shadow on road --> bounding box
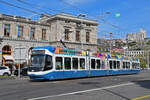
[132,79,150,89]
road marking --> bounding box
[132,94,150,100]
[27,82,134,100]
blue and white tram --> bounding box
[28,46,140,80]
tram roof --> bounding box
[32,46,140,62]
[33,46,56,53]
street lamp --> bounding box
[77,14,86,50]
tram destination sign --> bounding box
[32,50,45,54]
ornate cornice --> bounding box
[50,41,97,46]
[0,17,50,27]
[0,36,50,43]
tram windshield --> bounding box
[31,55,45,67]
[29,54,53,72]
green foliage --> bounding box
[111,52,121,55]
[146,40,150,45]
[140,58,146,68]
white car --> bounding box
[0,66,11,76]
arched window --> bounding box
[2,45,11,55]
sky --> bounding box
[0,0,150,39]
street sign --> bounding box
[14,46,27,64]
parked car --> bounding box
[0,66,11,76]
[14,66,28,76]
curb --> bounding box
[15,77,29,80]
[0,76,29,80]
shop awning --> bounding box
[3,55,13,60]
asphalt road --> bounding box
[0,70,150,100]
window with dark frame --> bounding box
[86,32,90,42]
[42,29,46,40]
[44,55,53,71]
[30,27,35,39]
[64,29,69,40]
[86,24,91,26]
[4,24,10,37]
[117,61,120,69]
[80,58,85,69]
[123,62,126,69]
[96,60,101,69]
[109,60,113,69]
[2,46,11,55]
[72,58,78,69]
[65,20,70,23]
[76,31,80,42]
[127,62,130,69]
[64,57,71,70]
[55,57,63,70]
[18,25,23,38]
[91,59,96,69]
[113,61,117,69]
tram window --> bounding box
[117,61,120,69]
[136,63,138,68]
[109,60,113,69]
[96,60,101,69]
[137,63,140,68]
[55,57,63,70]
[127,62,130,69]
[113,61,117,69]
[80,58,85,69]
[123,62,126,69]
[64,57,71,70]
[44,55,53,71]
[132,63,135,69]
[72,58,78,70]
[135,63,139,69]
[91,59,96,69]
[102,61,105,69]
[135,63,137,69]
[132,63,133,69]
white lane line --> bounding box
[27,82,134,100]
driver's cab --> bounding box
[28,49,53,72]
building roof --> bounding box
[0,13,50,26]
[39,13,98,26]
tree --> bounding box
[136,54,147,68]
[146,40,150,45]
[140,58,147,68]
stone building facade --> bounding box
[0,13,98,67]
[124,50,145,57]
[0,14,50,67]
[38,13,98,51]
[126,29,146,42]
